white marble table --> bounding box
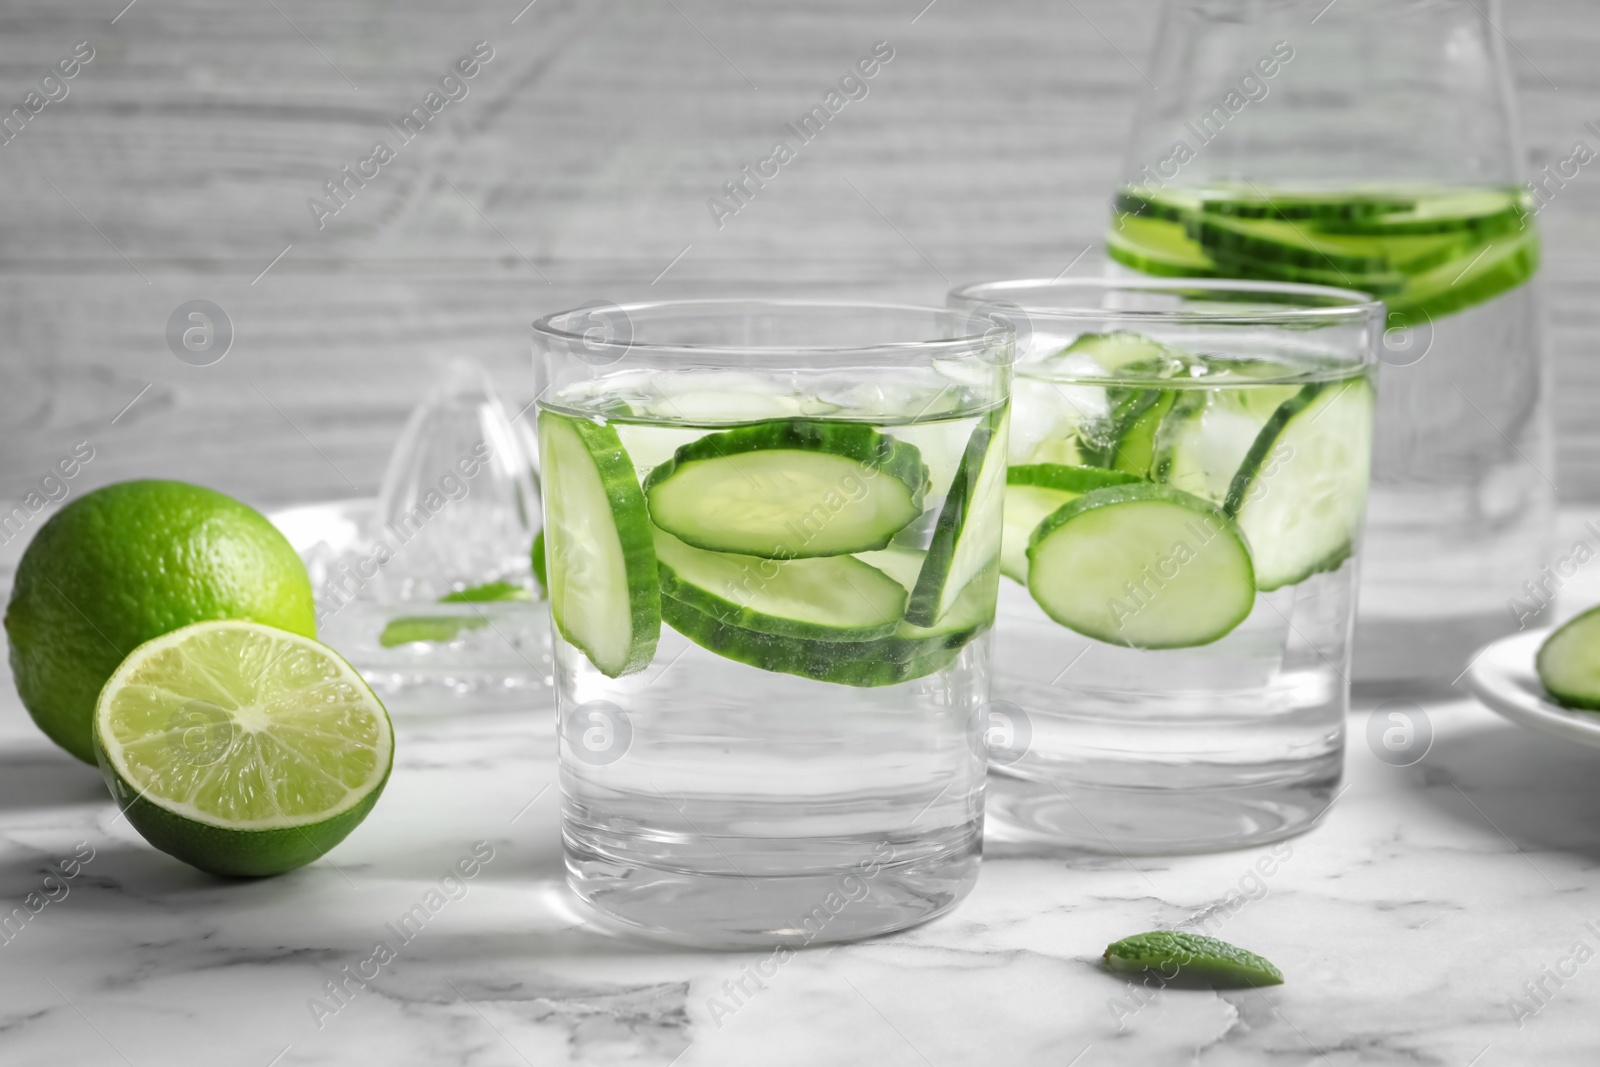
[4,621,1600,1067]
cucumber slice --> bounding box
[538,413,660,677]
[1113,186,1203,223]
[531,529,548,599]
[1225,377,1375,591]
[1001,484,1076,583]
[1106,214,1219,278]
[1007,463,1142,493]
[1537,606,1600,710]
[1197,188,1417,222]
[856,544,928,593]
[1190,214,1392,275]
[653,528,906,642]
[1106,389,1178,476]
[1386,229,1539,321]
[643,419,929,559]
[660,591,977,688]
[1026,484,1255,649]
[1153,383,1300,507]
[1055,331,1177,375]
[906,408,1008,626]
[1317,188,1530,236]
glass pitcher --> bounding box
[1107,0,1550,690]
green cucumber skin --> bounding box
[1223,384,1324,520]
[1007,464,1141,493]
[905,406,1006,627]
[1104,931,1284,989]
[641,418,930,558]
[660,594,980,688]
[1109,390,1177,476]
[1537,605,1600,711]
[655,536,905,643]
[531,529,548,599]
[542,413,661,677]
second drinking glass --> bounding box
[533,300,1012,946]
[950,278,1380,854]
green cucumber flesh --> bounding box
[1026,483,1256,649]
[1107,389,1178,476]
[653,528,906,642]
[643,419,928,559]
[1001,484,1077,584]
[906,407,1008,626]
[539,413,661,676]
[1225,377,1374,592]
[1537,606,1600,710]
[1107,215,1219,277]
[530,529,548,599]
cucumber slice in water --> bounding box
[1106,214,1219,278]
[1000,465,1142,583]
[1537,606,1600,710]
[1106,389,1178,476]
[1026,484,1256,649]
[539,413,660,677]
[660,590,978,688]
[1226,377,1375,592]
[653,529,906,642]
[643,419,929,559]
[1154,383,1300,506]
[906,408,1008,626]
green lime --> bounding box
[5,480,316,763]
[93,620,393,877]
[1103,931,1284,988]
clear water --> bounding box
[544,374,996,946]
[991,353,1368,853]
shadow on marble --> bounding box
[1400,713,1600,858]
[0,745,108,812]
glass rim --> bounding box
[947,277,1386,325]
[532,298,1011,363]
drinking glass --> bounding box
[949,277,1379,853]
[1108,0,1548,690]
[533,300,1011,945]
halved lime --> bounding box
[92,620,394,877]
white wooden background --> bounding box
[2,0,1597,508]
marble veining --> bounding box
[5,660,1600,1065]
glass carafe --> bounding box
[1108,0,1550,690]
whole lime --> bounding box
[5,480,316,763]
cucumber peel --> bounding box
[1104,931,1284,989]
[906,407,1008,626]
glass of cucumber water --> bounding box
[532,300,1012,945]
[948,278,1380,854]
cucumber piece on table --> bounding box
[643,419,929,559]
[1026,483,1255,649]
[905,407,1008,626]
[1225,377,1375,592]
[538,412,660,677]
[1537,606,1600,711]
[653,528,906,642]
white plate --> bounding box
[1465,628,1600,748]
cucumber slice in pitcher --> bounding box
[1225,377,1375,591]
[538,413,660,677]
[1537,606,1600,711]
[1026,484,1255,649]
[653,529,906,642]
[906,407,1008,626]
[643,419,929,559]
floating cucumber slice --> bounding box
[856,544,928,593]
[1113,186,1203,222]
[1386,229,1539,321]
[1106,389,1178,476]
[539,412,660,677]
[660,589,979,688]
[1154,383,1300,507]
[1189,214,1391,275]
[1226,377,1374,592]
[1107,215,1219,277]
[379,615,489,648]
[531,529,548,599]
[1055,331,1176,374]
[653,528,906,642]
[906,408,1008,626]
[1007,463,1142,493]
[1001,484,1076,584]
[1317,188,1529,236]
[1104,931,1284,988]
[643,419,928,559]
[1026,484,1255,649]
[440,580,530,603]
[1196,188,1416,223]
[1537,606,1600,710]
